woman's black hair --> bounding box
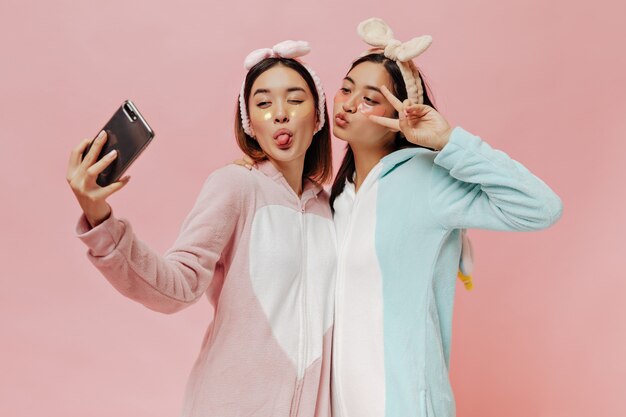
[329,53,436,209]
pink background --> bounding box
[1,0,624,416]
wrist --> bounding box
[84,202,111,228]
[437,127,453,150]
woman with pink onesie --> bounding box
[66,41,336,417]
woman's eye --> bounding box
[257,101,270,107]
[340,88,350,94]
[364,97,379,105]
[288,99,304,104]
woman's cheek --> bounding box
[358,102,386,117]
[288,104,314,119]
[250,107,273,122]
[334,92,347,103]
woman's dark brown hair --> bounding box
[329,53,436,209]
[234,57,332,185]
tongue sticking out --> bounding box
[276,134,291,146]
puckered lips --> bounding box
[334,112,350,129]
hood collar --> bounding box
[379,147,435,177]
[256,159,323,198]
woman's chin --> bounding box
[332,130,356,145]
[265,147,305,164]
[331,125,349,142]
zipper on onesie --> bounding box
[289,194,310,417]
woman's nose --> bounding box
[342,96,357,114]
[274,101,289,123]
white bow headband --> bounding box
[238,40,326,137]
[357,18,432,104]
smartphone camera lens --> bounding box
[124,103,138,122]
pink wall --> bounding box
[1,0,624,416]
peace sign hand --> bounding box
[368,85,453,151]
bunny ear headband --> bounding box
[238,40,326,138]
[357,18,432,104]
[358,19,476,288]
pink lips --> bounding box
[335,113,349,128]
[273,128,293,149]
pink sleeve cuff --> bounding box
[75,211,126,257]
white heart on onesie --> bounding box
[249,205,336,378]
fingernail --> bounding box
[107,150,117,158]
[97,130,105,140]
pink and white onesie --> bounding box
[75,160,337,417]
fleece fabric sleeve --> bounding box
[75,167,245,314]
[428,127,563,231]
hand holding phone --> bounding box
[82,100,155,187]
[67,100,155,227]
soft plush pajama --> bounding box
[76,161,337,417]
[331,127,563,417]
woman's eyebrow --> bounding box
[253,87,306,96]
[365,85,382,94]
[253,88,270,97]
[343,77,382,94]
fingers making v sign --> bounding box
[368,85,453,151]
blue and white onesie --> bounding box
[331,127,563,417]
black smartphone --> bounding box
[83,100,155,187]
